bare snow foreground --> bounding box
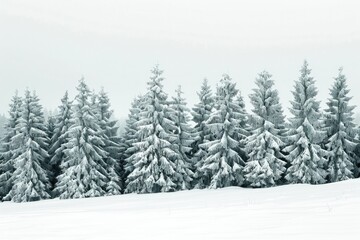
[1,179,360,240]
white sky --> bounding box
[0,0,359,119]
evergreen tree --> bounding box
[123,95,144,179]
[0,92,23,198]
[192,79,215,189]
[55,79,108,199]
[244,71,286,187]
[4,90,51,202]
[98,88,122,195]
[48,92,73,191]
[169,86,194,189]
[234,92,250,165]
[284,61,328,184]
[200,74,245,189]
[46,116,56,143]
[325,68,357,182]
[45,114,56,185]
[125,66,190,193]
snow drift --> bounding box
[1,179,359,240]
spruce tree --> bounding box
[192,79,214,189]
[48,91,73,191]
[125,66,190,193]
[234,92,250,166]
[200,74,245,189]
[98,88,122,195]
[55,79,108,199]
[244,71,286,187]
[4,90,51,202]
[169,86,194,189]
[123,95,144,179]
[0,92,23,198]
[46,116,56,143]
[285,61,328,184]
[325,68,357,182]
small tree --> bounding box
[48,91,73,191]
[98,88,122,195]
[123,95,145,180]
[169,86,194,189]
[192,79,215,189]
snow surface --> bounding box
[1,179,360,240]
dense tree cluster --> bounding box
[0,61,359,202]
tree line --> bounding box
[0,60,359,202]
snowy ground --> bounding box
[0,180,359,240]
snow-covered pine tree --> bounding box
[125,66,190,193]
[4,90,51,202]
[169,86,194,189]
[55,79,109,199]
[0,91,23,198]
[244,71,286,187]
[200,74,246,189]
[324,68,357,182]
[284,61,328,184]
[98,88,122,195]
[192,79,215,189]
[123,95,144,179]
[45,114,56,185]
[46,116,56,143]
[234,92,250,165]
[48,91,73,191]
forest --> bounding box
[0,60,359,203]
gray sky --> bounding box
[1,0,360,119]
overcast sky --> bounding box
[1,0,359,119]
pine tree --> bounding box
[200,74,245,189]
[234,92,250,166]
[45,114,56,185]
[98,88,122,195]
[48,91,73,191]
[4,90,51,202]
[284,61,328,184]
[46,116,56,143]
[192,79,215,189]
[244,71,286,187]
[169,86,194,189]
[123,95,144,179]
[0,92,23,198]
[55,79,108,199]
[125,66,190,193]
[325,68,357,182]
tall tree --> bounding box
[55,79,108,199]
[192,79,215,189]
[0,92,23,198]
[98,88,122,195]
[125,66,190,193]
[284,61,328,184]
[48,92,73,191]
[325,68,357,182]
[4,90,51,202]
[200,74,245,189]
[244,71,286,187]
